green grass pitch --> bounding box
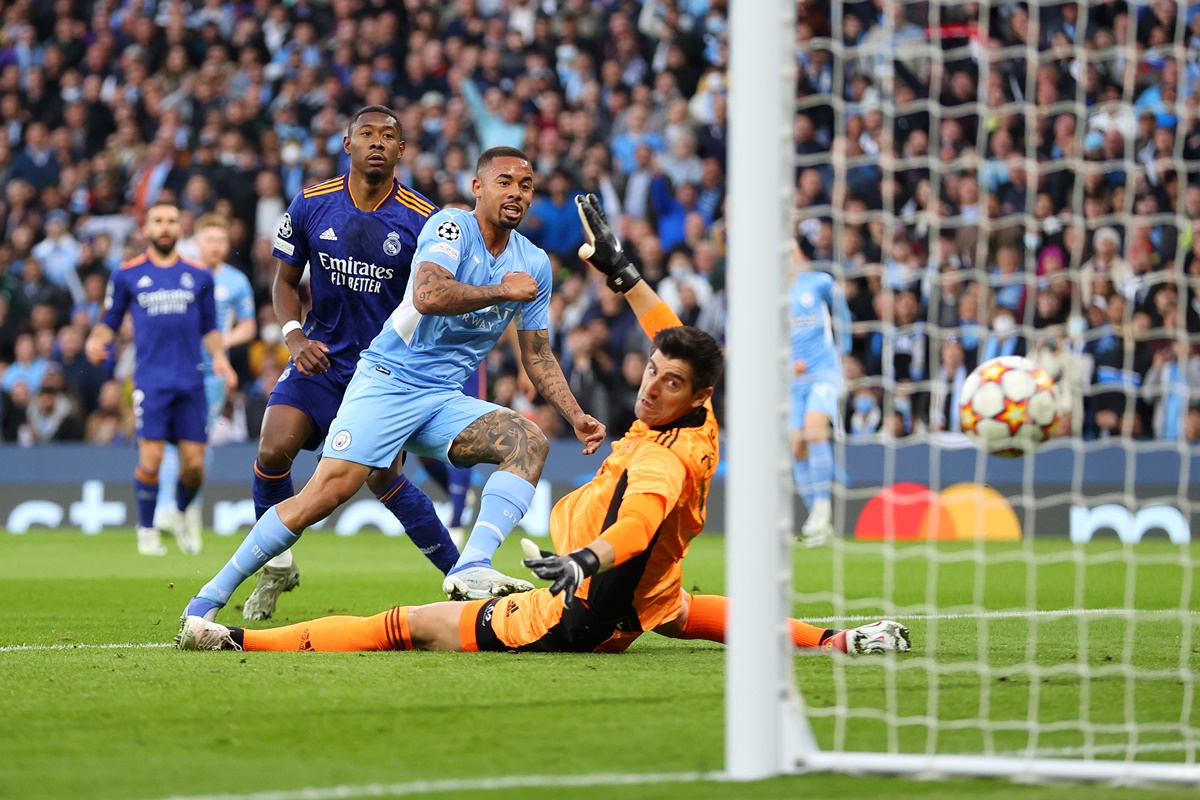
[1,530,1197,800]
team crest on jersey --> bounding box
[181,273,195,290]
[215,285,229,301]
[137,276,153,288]
[383,231,402,256]
[278,213,293,239]
[331,430,352,451]
[800,291,814,307]
[436,221,461,242]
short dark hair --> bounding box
[651,325,724,392]
[347,105,402,138]
[476,146,530,175]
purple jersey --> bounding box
[101,253,216,391]
[271,175,436,384]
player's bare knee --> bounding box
[804,426,830,445]
[407,602,466,652]
[256,437,295,471]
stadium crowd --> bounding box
[0,0,1198,448]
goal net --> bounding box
[727,0,1200,785]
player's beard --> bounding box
[150,236,176,257]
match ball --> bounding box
[959,356,1058,457]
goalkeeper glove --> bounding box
[521,537,600,609]
[575,193,643,294]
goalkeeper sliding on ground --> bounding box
[176,195,910,656]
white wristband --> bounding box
[281,320,304,338]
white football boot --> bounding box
[442,566,535,601]
[173,504,202,555]
[136,526,168,556]
[836,620,912,655]
[800,497,834,548]
[241,563,301,621]
[175,616,240,651]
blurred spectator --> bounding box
[19,363,82,445]
[84,379,133,445]
[1032,327,1085,437]
[54,324,106,415]
[2,333,48,394]
[30,210,82,301]
[657,249,713,319]
[928,337,968,433]
[981,306,1027,361]
[2,381,31,442]
[10,121,59,189]
[523,170,582,261]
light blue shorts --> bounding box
[790,380,840,430]
[322,360,498,468]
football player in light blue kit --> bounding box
[182,146,605,623]
[154,214,256,553]
[790,244,851,547]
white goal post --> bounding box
[726,0,1200,786]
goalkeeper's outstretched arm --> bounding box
[574,193,683,339]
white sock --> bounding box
[266,548,294,570]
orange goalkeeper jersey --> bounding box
[549,306,719,635]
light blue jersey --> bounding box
[325,209,552,469]
[789,270,850,429]
[200,263,255,424]
[790,270,850,386]
[200,264,255,377]
[363,208,552,388]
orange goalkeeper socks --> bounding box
[680,594,837,650]
[236,607,412,652]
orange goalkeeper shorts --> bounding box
[457,588,628,653]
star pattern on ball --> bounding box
[1034,370,1055,392]
[980,361,1008,384]
[995,396,1028,435]
[960,402,980,434]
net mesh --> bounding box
[790,0,1199,767]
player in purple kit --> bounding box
[241,105,458,621]
[85,202,237,556]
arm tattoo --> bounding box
[519,329,583,423]
[413,262,509,316]
[448,409,548,483]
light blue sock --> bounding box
[155,444,179,521]
[793,458,814,510]
[451,471,535,573]
[193,507,301,607]
[809,440,833,502]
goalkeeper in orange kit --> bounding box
[176,195,910,657]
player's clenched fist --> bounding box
[500,270,538,302]
[285,328,331,376]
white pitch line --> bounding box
[0,642,173,652]
[4,608,1198,652]
[147,771,726,800]
[803,608,1200,624]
